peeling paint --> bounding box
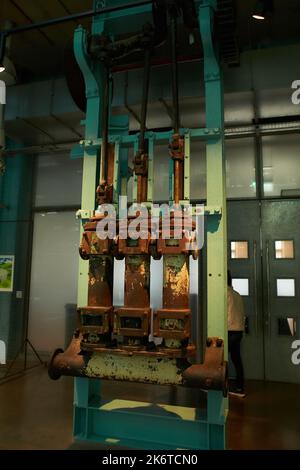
[86,353,183,385]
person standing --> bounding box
[227,271,246,398]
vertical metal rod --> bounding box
[100,65,110,185]
[136,48,151,204]
[139,48,151,153]
[170,14,179,133]
[170,13,183,204]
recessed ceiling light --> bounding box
[252,0,274,21]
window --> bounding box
[35,154,83,207]
[275,240,294,259]
[231,241,249,259]
[28,212,80,353]
[226,138,256,198]
[232,278,249,296]
[276,279,295,297]
[262,134,300,197]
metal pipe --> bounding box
[138,48,151,153]
[170,12,183,204]
[174,160,181,204]
[0,0,153,64]
[9,0,55,46]
[100,65,110,185]
[170,15,180,134]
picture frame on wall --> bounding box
[0,255,15,292]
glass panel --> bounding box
[232,278,249,296]
[278,318,297,336]
[275,240,294,259]
[262,134,300,197]
[226,138,256,198]
[35,154,83,207]
[120,317,142,329]
[231,241,249,259]
[276,279,295,297]
[28,212,80,353]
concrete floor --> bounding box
[0,366,299,450]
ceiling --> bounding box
[1,1,300,83]
[0,0,93,81]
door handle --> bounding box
[253,241,259,335]
[266,240,271,336]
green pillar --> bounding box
[198,0,227,350]
[198,0,228,447]
[0,140,34,358]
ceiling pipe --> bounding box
[0,0,153,66]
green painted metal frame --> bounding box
[73,0,227,450]
[0,139,34,361]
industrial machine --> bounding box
[48,0,230,450]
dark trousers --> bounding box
[228,331,244,390]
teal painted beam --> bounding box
[0,140,34,359]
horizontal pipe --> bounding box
[112,54,202,73]
[0,0,153,63]
[4,119,300,157]
[1,1,153,36]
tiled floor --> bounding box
[0,366,299,450]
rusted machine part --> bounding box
[169,133,184,204]
[163,254,189,309]
[124,254,150,307]
[78,216,115,350]
[88,255,113,307]
[156,213,198,258]
[133,48,151,204]
[79,255,114,349]
[96,142,115,205]
[153,254,192,353]
[114,254,151,346]
[79,215,116,258]
[182,337,228,397]
[134,150,148,204]
[48,336,88,380]
[48,336,190,384]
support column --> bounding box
[198,0,228,448]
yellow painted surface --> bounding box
[99,399,197,422]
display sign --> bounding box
[0,255,15,292]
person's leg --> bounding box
[229,331,244,390]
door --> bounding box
[262,200,300,383]
[228,199,300,384]
[228,200,264,380]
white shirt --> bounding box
[227,286,245,331]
